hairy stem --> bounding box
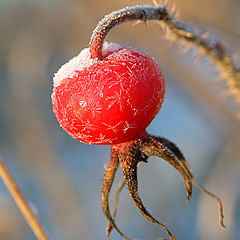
[89,4,240,107]
[89,5,169,60]
[140,136,193,202]
[162,15,240,104]
[0,157,49,240]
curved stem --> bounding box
[152,136,193,178]
[89,5,169,60]
[141,136,193,202]
[152,136,225,227]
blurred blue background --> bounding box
[0,0,240,240]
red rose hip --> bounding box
[51,6,225,240]
[52,42,165,145]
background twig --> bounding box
[0,157,49,240]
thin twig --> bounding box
[161,12,240,104]
[192,179,225,228]
[106,179,125,237]
[0,157,49,240]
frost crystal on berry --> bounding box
[52,43,165,145]
[53,42,122,88]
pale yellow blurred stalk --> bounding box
[0,157,49,240]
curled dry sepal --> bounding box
[52,3,228,240]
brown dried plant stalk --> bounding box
[160,5,240,104]
[0,157,49,240]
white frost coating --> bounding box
[102,42,122,56]
[53,42,122,88]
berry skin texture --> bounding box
[52,42,165,145]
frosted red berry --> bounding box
[51,6,225,240]
[52,42,165,144]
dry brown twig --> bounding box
[0,157,49,240]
